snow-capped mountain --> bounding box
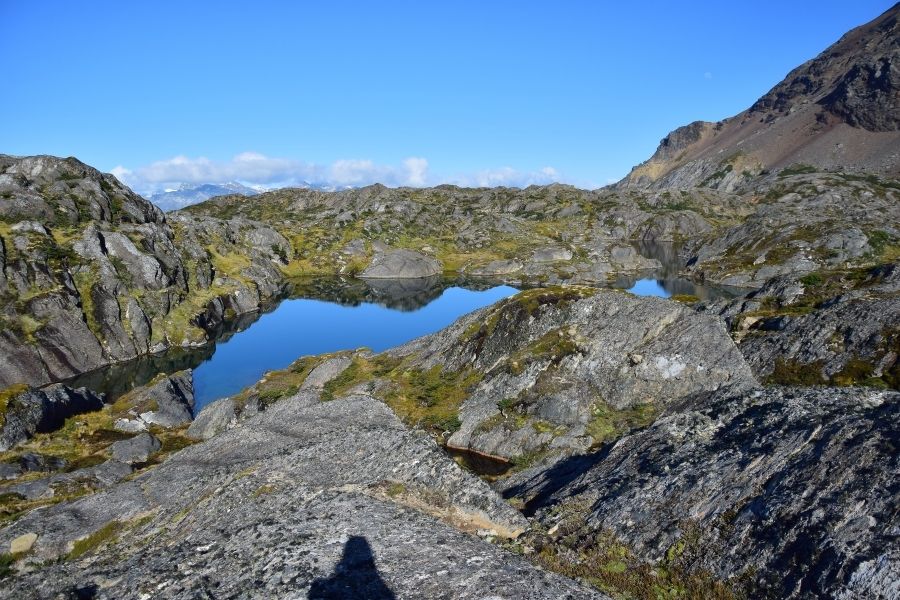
[148,182,261,212]
[147,181,355,211]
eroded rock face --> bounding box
[392,288,757,460]
[361,249,443,279]
[0,385,105,451]
[704,264,899,387]
[502,386,899,599]
[0,389,601,599]
[0,156,291,389]
[682,173,900,287]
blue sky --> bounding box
[1,1,894,191]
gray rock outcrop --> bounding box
[502,385,899,599]
[186,397,236,440]
[0,385,105,451]
[109,433,161,464]
[361,249,443,279]
[391,288,756,460]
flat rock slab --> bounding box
[0,390,603,599]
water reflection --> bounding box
[61,243,743,407]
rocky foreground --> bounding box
[1,287,897,599]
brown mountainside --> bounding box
[620,3,900,190]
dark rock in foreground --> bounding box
[502,385,900,599]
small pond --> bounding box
[65,243,743,410]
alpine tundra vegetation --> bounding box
[1,2,899,599]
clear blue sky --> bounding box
[1,1,895,190]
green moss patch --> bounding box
[522,501,739,599]
[586,401,658,448]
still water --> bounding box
[66,261,740,409]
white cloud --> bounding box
[111,152,565,193]
[403,157,429,186]
[450,165,562,188]
[110,165,132,180]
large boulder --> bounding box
[109,433,161,464]
[137,370,194,427]
[392,287,757,460]
[361,249,443,279]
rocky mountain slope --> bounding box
[0,153,752,389]
[179,181,736,281]
[0,155,289,388]
[2,152,897,391]
[620,3,900,190]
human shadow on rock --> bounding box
[308,536,396,599]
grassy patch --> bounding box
[767,358,828,386]
[779,164,818,177]
[252,484,276,498]
[505,328,582,375]
[524,501,739,599]
[463,287,596,344]
[231,354,329,411]
[586,401,658,448]
[67,520,125,559]
[670,294,700,304]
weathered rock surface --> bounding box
[469,259,523,276]
[502,385,900,599]
[0,388,601,599]
[531,247,574,263]
[108,433,161,464]
[0,385,105,451]
[703,264,899,387]
[0,155,290,389]
[300,356,352,390]
[681,173,900,287]
[361,248,443,279]
[135,370,194,427]
[108,370,195,430]
[186,397,236,441]
[390,288,756,460]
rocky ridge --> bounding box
[0,155,290,388]
[620,3,900,190]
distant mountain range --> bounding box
[148,181,351,211]
[147,182,262,212]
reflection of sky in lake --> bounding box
[192,279,678,408]
[193,285,517,408]
[627,278,671,298]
